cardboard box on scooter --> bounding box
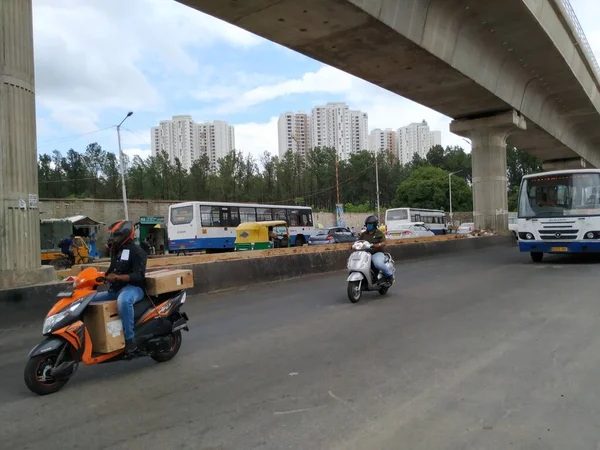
[145,269,194,295]
[84,300,125,353]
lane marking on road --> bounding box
[273,405,327,415]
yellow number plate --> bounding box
[551,247,568,252]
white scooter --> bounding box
[346,240,395,303]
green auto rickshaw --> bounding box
[234,220,290,251]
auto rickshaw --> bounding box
[234,220,290,251]
[41,236,91,269]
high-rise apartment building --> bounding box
[430,130,442,147]
[277,111,311,158]
[309,102,368,160]
[151,116,235,171]
[396,120,441,165]
[368,128,397,155]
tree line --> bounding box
[38,143,541,212]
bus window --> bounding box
[200,206,212,226]
[273,208,286,221]
[171,205,194,225]
[256,208,272,221]
[300,211,312,227]
[240,207,256,223]
[288,210,300,226]
[229,207,241,227]
[211,207,223,226]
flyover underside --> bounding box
[180,0,600,165]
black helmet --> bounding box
[365,215,379,227]
[107,220,134,252]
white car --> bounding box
[457,222,475,234]
[387,222,435,239]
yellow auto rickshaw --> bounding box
[41,236,91,269]
[234,220,290,251]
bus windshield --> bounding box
[170,205,194,225]
[518,172,600,218]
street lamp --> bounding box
[374,148,381,220]
[448,170,462,230]
[117,111,133,220]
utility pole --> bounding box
[335,152,340,204]
[375,149,381,219]
[449,170,462,228]
[117,111,133,220]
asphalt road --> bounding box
[2,246,600,449]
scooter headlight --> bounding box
[42,310,70,335]
[41,296,90,335]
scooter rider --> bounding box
[93,220,147,354]
[358,215,394,282]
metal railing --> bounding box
[558,0,600,80]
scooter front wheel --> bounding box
[24,353,70,396]
[347,280,362,303]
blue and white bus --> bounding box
[384,207,448,235]
[168,201,314,252]
[518,169,600,262]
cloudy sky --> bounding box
[33,0,599,161]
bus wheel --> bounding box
[295,236,305,247]
[530,252,543,263]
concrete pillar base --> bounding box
[450,110,527,231]
[542,157,590,171]
[0,266,56,290]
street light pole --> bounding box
[117,111,133,220]
[448,170,462,229]
[375,149,381,219]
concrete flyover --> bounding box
[178,0,600,230]
[4,246,600,448]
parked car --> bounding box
[308,227,358,245]
[457,222,475,234]
[387,222,435,240]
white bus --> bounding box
[168,201,314,253]
[518,169,600,262]
[384,207,447,235]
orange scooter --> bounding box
[24,267,189,395]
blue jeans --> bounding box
[92,285,145,340]
[372,252,393,277]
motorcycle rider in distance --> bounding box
[358,215,394,282]
[93,220,147,355]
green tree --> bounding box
[394,166,472,211]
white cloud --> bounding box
[210,66,353,115]
[33,0,262,131]
[234,117,279,160]
[124,148,152,160]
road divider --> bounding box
[0,234,513,325]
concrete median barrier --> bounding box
[0,235,513,325]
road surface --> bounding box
[2,246,600,449]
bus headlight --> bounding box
[584,231,600,239]
[526,233,533,240]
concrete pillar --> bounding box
[542,157,590,171]
[0,0,54,289]
[450,110,526,231]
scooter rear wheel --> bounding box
[347,281,362,303]
[24,353,70,396]
[151,331,182,363]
